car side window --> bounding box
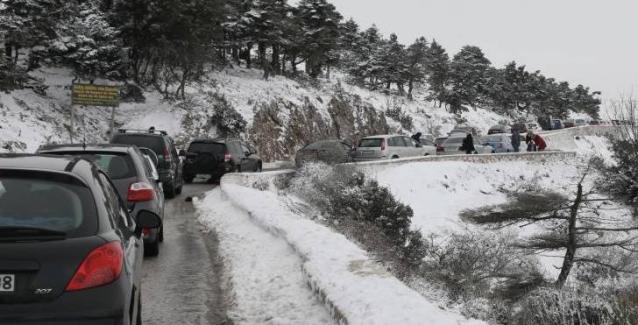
[401,137,414,147]
[167,138,178,160]
[388,137,399,147]
[240,143,250,155]
[98,173,133,230]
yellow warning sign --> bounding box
[72,84,120,107]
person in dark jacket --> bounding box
[460,133,476,154]
[411,132,422,144]
[511,130,521,152]
[533,134,547,151]
[525,131,536,152]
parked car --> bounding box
[574,119,587,127]
[526,122,541,132]
[487,125,508,135]
[564,120,576,128]
[183,138,262,183]
[295,140,353,168]
[110,128,184,198]
[482,134,515,153]
[0,154,161,324]
[438,133,492,155]
[551,119,564,130]
[449,125,479,136]
[351,135,436,161]
[589,120,602,125]
[434,137,448,154]
[37,144,166,256]
[511,123,529,134]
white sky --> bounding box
[329,0,638,104]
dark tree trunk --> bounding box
[407,79,414,99]
[245,43,252,69]
[258,43,266,69]
[232,47,240,65]
[556,183,583,288]
[271,45,280,74]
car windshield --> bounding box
[0,175,97,237]
[112,135,164,155]
[188,142,226,155]
[359,138,384,147]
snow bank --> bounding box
[209,180,486,325]
[196,189,335,325]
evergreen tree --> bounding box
[448,45,491,112]
[377,33,407,92]
[405,37,429,99]
[296,0,342,78]
[425,39,450,106]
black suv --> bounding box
[183,139,262,183]
[111,128,184,198]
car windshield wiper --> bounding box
[0,226,67,241]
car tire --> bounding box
[256,162,262,172]
[158,225,164,243]
[164,181,176,199]
[391,155,399,159]
[144,239,159,257]
[175,184,182,195]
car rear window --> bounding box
[359,138,384,147]
[45,152,136,180]
[112,135,165,155]
[188,142,226,156]
[445,137,464,145]
[0,173,97,238]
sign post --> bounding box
[71,83,121,139]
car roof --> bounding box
[361,134,406,139]
[0,154,98,184]
[39,143,136,154]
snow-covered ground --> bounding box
[197,178,487,325]
[196,188,335,325]
[2,66,508,154]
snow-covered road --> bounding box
[197,189,335,325]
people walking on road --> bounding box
[460,133,476,154]
[525,131,536,152]
[533,133,547,151]
[411,132,422,145]
[511,129,521,152]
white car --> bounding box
[351,135,436,161]
[482,134,515,153]
[437,133,492,155]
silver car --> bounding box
[351,135,436,161]
[438,133,492,155]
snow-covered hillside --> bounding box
[1,66,508,159]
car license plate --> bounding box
[0,274,15,292]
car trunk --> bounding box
[0,236,107,304]
[353,138,385,158]
[187,142,226,173]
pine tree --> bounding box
[448,45,491,112]
[425,40,450,107]
[296,0,342,78]
[405,37,429,99]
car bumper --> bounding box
[0,277,131,324]
[183,162,232,177]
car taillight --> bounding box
[128,182,155,202]
[163,148,171,162]
[381,139,387,151]
[224,151,232,162]
[436,145,444,152]
[65,241,123,292]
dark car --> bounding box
[0,154,161,324]
[487,125,508,135]
[511,123,528,134]
[295,140,353,168]
[37,144,165,256]
[110,128,184,198]
[182,139,262,183]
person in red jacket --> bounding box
[533,134,547,151]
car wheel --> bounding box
[184,175,195,184]
[391,155,399,159]
[164,182,176,199]
[236,165,242,173]
[144,238,159,257]
[175,184,182,195]
[256,162,262,172]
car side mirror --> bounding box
[135,210,162,236]
[178,149,187,157]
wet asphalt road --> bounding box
[141,183,230,325]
